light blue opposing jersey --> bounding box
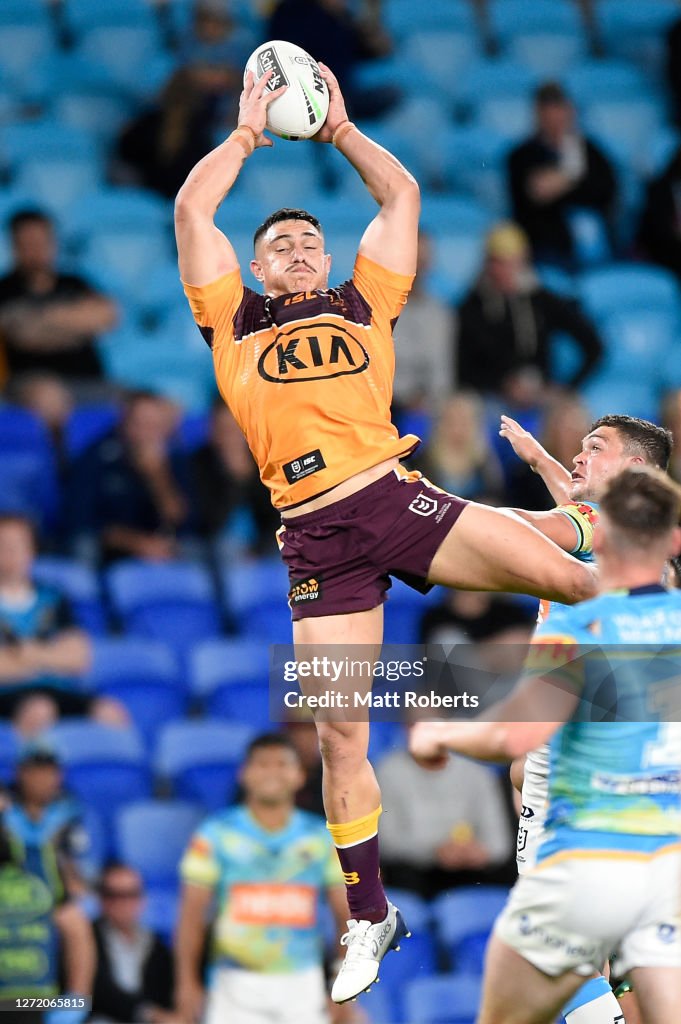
[530,586,681,859]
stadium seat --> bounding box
[577,263,681,321]
[367,722,406,764]
[457,58,539,113]
[65,0,155,31]
[32,557,106,635]
[14,155,102,219]
[155,721,256,810]
[86,638,187,746]
[0,0,48,24]
[403,973,483,1024]
[53,86,135,143]
[222,558,290,630]
[63,404,120,459]
[433,887,510,972]
[428,229,488,303]
[49,721,152,819]
[581,376,659,423]
[599,309,677,380]
[190,639,271,724]
[1,121,93,174]
[491,0,581,37]
[76,25,163,88]
[142,882,179,945]
[66,187,171,241]
[240,163,325,214]
[115,800,204,885]
[402,31,481,102]
[0,723,18,784]
[584,97,662,166]
[507,30,586,78]
[0,23,55,93]
[106,561,222,655]
[0,452,60,531]
[384,0,475,39]
[432,127,509,212]
[599,0,679,71]
[564,60,650,108]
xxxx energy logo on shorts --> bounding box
[288,577,322,606]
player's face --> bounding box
[570,426,638,501]
[0,522,35,583]
[240,746,305,805]
[251,220,331,297]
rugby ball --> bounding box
[245,40,329,141]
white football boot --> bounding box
[331,901,410,1004]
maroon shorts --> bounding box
[279,468,468,619]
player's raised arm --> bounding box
[315,63,420,276]
[499,415,572,504]
[174,70,286,286]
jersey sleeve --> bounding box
[182,270,244,352]
[180,823,220,889]
[555,502,599,557]
[352,254,414,327]
[525,612,587,697]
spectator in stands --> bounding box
[419,588,534,649]
[5,740,93,898]
[662,388,681,486]
[0,811,94,1024]
[65,391,191,565]
[667,16,681,128]
[508,82,617,267]
[636,144,681,282]
[92,862,177,1024]
[176,732,348,1024]
[0,210,117,392]
[392,232,456,411]
[414,393,504,503]
[377,743,515,898]
[267,0,396,118]
[0,515,92,719]
[456,223,603,397]
[503,395,593,509]
[115,66,231,201]
[191,401,280,558]
[178,0,245,85]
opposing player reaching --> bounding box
[499,413,672,1024]
[175,64,595,1003]
[410,466,681,1024]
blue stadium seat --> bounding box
[599,309,677,380]
[0,723,18,784]
[14,155,102,219]
[174,412,210,453]
[403,973,483,1024]
[433,887,509,972]
[190,639,271,724]
[64,404,120,459]
[49,721,152,818]
[76,26,163,87]
[155,721,256,810]
[139,262,188,323]
[0,0,48,24]
[581,376,659,423]
[106,561,222,655]
[240,163,325,213]
[1,121,93,175]
[32,557,106,635]
[599,0,679,70]
[142,882,180,945]
[66,187,171,241]
[508,29,586,78]
[402,31,481,102]
[564,60,650,108]
[0,24,55,93]
[115,800,204,885]
[457,58,539,112]
[65,0,155,31]
[577,263,681,321]
[492,0,581,37]
[585,97,662,165]
[78,226,172,303]
[384,0,475,39]
[222,558,290,629]
[86,638,187,746]
[0,452,59,530]
[428,229,488,304]
[432,127,509,212]
[368,722,407,764]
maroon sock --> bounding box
[335,835,388,923]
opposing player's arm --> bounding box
[499,415,572,505]
[507,507,588,554]
[175,70,286,286]
[315,64,419,276]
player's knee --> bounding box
[316,721,367,771]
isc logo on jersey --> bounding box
[258,323,369,383]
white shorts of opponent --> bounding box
[496,843,681,978]
[204,964,330,1024]
[516,745,550,876]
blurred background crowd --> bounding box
[1,1,681,1022]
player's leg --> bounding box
[427,502,595,604]
[476,933,584,1024]
[294,606,409,1004]
[627,967,681,1024]
[614,985,642,1024]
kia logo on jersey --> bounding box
[257,322,370,383]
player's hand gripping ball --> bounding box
[244,40,329,140]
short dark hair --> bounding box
[535,81,569,106]
[600,467,681,548]
[253,208,322,249]
[244,731,300,763]
[589,414,673,470]
[8,209,53,236]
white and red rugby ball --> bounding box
[244,40,329,140]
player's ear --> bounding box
[250,258,264,283]
[670,526,681,558]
